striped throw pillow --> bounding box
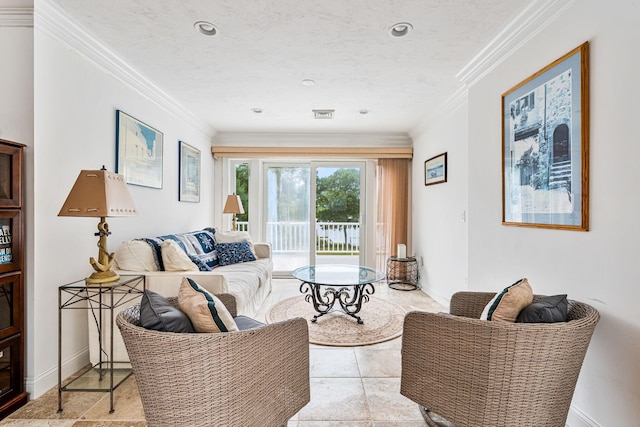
[178,277,238,333]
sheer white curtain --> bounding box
[376,158,411,272]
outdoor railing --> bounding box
[236,221,359,254]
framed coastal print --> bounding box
[116,110,163,189]
[424,152,447,186]
[179,141,201,202]
[502,42,589,231]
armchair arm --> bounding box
[253,242,272,259]
[449,291,496,318]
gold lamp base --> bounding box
[85,217,119,285]
[85,269,120,285]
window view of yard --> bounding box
[234,163,361,272]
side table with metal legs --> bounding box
[58,275,145,414]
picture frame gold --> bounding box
[502,42,589,231]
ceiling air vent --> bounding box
[313,109,334,119]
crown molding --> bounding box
[35,0,215,137]
[456,0,576,87]
[410,87,468,140]
[411,0,574,136]
[214,132,412,147]
[0,8,33,27]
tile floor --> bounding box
[1,279,445,426]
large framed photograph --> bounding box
[425,152,447,186]
[116,110,163,189]
[502,42,589,231]
[179,141,201,202]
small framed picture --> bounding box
[179,141,201,202]
[424,152,447,186]
[116,110,163,189]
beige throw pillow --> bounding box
[178,277,238,333]
[161,240,199,271]
[114,240,158,271]
[480,278,534,322]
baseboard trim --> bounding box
[567,405,601,427]
[26,347,89,399]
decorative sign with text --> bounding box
[0,222,12,264]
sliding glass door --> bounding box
[265,164,311,272]
[264,162,365,274]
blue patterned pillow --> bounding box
[188,254,213,271]
[182,229,218,268]
[216,241,257,266]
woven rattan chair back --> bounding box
[116,296,310,427]
[400,292,600,427]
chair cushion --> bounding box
[178,277,239,333]
[139,290,195,333]
[216,241,257,266]
[480,278,533,322]
[517,294,568,323]
[161,240,199,271]
[233,315,265,330]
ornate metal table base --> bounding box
[300,281,375,324]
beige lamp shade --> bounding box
[223,194,244,231]
[58,168,137,218]
[223,194,244,215]
[58,167,137,284]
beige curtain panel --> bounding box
[376,158,410,271]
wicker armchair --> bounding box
[116,294,310,427]
[400,292,600,427]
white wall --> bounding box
[411,102,469,305]
[414,0,640,425]
[0,11,35,403]
[30,18,215,396]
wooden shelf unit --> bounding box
[0,139,28,419]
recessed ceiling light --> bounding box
[301,79,316,87]
[389,22,413,37]
[250,108,263,114]
[194,21,218,36]
[359,109,371,115]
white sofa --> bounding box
[89,228,273,364]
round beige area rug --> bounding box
[266,296,406,346]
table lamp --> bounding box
[223,194,244,231]
[58,167,137,284]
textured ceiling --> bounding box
[50,0,529,134]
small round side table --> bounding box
[386,256,420,291]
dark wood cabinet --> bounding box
[0,139,27,419]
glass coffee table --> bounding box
[292,264,385,324]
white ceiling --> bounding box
[49,0,530,134]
